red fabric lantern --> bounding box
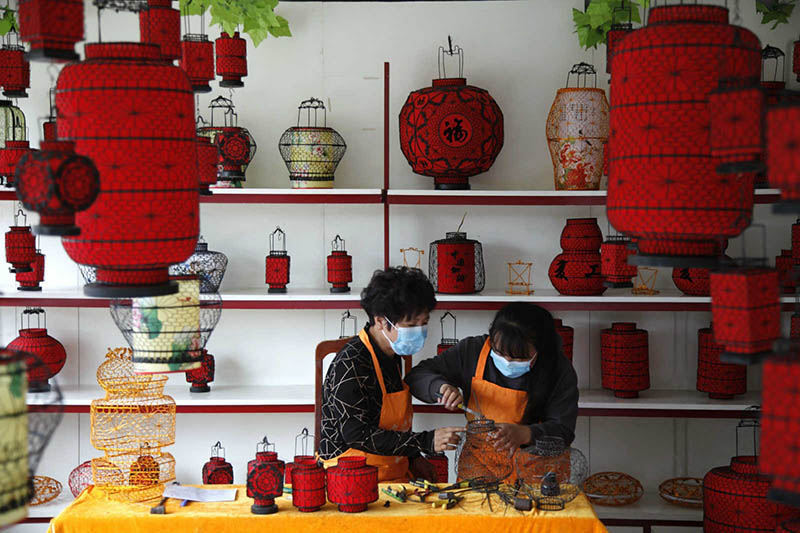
[429,230,485,294]
[671,248,732,296]
[180,35,214,93]
[7,308,66,393]
[185,349,214,393]
[202,442,233,485]
[601,322,649,398]
[553,318,574,363]
[549,218,605,296]
[426,454,449,483]
[43,120,57,142]
[601,236,637,288]
[265,227,290,293]
[0,45,30,98]
[215,32,246,88]
[767,103,800,208]
[285,455,315,487]
[15,250,44,291]
[696,324,746,400]
[56,42,199,297]
[5,221,36,273]
[246,439,284,515]
[777,249,796,294]
[196,135,218,195]
[139,0,180,62]
[326,456,379,513]
[19,0,83,62]
[607,5,759,267]
[0,140,31,186]
[68,460,92,497]
[709,81,765,174]
[327,235,352,294]
[399,42,503,190]
[793,220,800,266]
[710,267,780,364]
[291,460,326,513]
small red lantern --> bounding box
[437,311,458,354]
[429,223,485,294]
[247,436,284,515]
[553,318,574,363]
[767,103,800,210]
[777,249,796,294]
[762,45,786,106]
[197,96,257,183]
[327,234,352,294]
[19,0,83,62]
[285,455,315,488]
[15,250,44,291]
[196,135,218,195]
[7,308,67,393]
[601,235,637,288]
[68,460,92,497]
[180,35,214,93]
[265,227,290,293]
[696,324,746,400]
[0,140,32,186]
[202,441,233,485]
[708,79,765,174]
[326,456,379,513]
[549,218,605,296]
[601,322,649,399]
[0,43,30,99]
[185,349,214,393]
[139,0,180,62]
[5,209,36,273]
[215,31,246,88]
[291,459,326,512]
[426,454,449,483]
[285,427,315,487]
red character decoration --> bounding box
[327,235,352,294]
[549,218,606,296]
[19,0,84,62]
[7,308,67,393]
[601,322,649,398]
[202,441,233,485]
[429,218,485,294]
[265,227,290,293]
[326,456,379,513]
[215,31,246,88]
[696,324,746,400]
[246,437,284,515]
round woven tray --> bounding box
[583,471,643,506]
[30,476,63,506]
[658,477,703,508]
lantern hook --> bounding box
[566,62,597,89]
[256,436,275,453]
[22,307,45,330]
[438,36,464,79]
[212,441,225,459]
[294,428,313,456]
[455,212,467,233]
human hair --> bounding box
[360,266,437,325]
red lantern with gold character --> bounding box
[215,31,246,88]
[19,0,83,62]
[327,235,352,294]
[265,227,290,293]
[202,441,233,485]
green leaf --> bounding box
[270,16,291,37]
[197,0,291,46]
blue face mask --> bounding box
[382,318,427,356]
[490,349,532,379]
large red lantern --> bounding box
[185,349,214,393]
[696,324,746,400]
[215,32,246,88]
[15,250,44,291]
[549,218,605,296]
[601,235,637,288]
[202,441,233,485]
[399,39,503,190]
[607,4,760,268]
[326,456,379,513]
[767,103,800,210]
[5,210,35,273]
[553,318,574,363]
[7,308,66,393]
[56,41,199,297]
[265,227,290,293]
[19,0,83,62]
[601,322,649,398]
[197,96,257,184]
[0,43,30,99]
[437,311,458,354]
[327,235,352,294]
[139,0,180,62]
[429,229,485,294]
[246,437,284,515]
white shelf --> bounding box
[594,491,702,522]
[579,389,761,412]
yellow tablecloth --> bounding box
[48,484,608,533]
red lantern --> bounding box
[762,45,786,106]
[5,211,36,273]
[246,437,284,515]
[18,0,83,62]
[196,135,218,195]
[777,249,796,294]
[708,80,765,174]
[767,103,800,209]
[710,267,780,364]
[437,311,458,354]
[291,459,326,512]
[601,322,649,399]
[327,235,352,294]
[0,140,32,186]
[0,44,30,99]
[185,350,214,393]
[15,250,44,291]
[7,308,67,393]
[285,455,315,487]
[696,324,746,400]
[215,32,246,88]
[139,0,180,62]
[326,456,379,513]
[429,230,485,294]
[601,236,637,288]
[671,248,731,297]
[68,460,92,497]
[180,35,214,93]
[426,454,449,483]
[202,441,233,485]
[607,4,759,267]
[56,42,199,297]
[553,318,574,363]
[398,40,503,190]
[265,227,290,293]
[197,96,257,183]
[549,218,605,296]
[606,21,632,77]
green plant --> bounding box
[180,0,291,47]
[756,0,796,29]
[573,0,648,50]
[0,7,16,37]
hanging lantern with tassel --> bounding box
[139,0,180,62]
[327,234,352,294]
[5,208,35,273]
[185,349,214,393]
[429,215,485,294]
[202,441,233,485]
[197,96,256,185]
[15,249,43,291]
[696,324,746,400]
[7,308,66,393]
[215,31,246,88]
[169,236,228,293]
[437,311,458,354]
[601,322,649,398]
[247,436,284,515]
[265,226,290,293]
[19,0,83,62]
[179,1,213,92]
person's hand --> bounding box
[489,423,532,457]
[409,456,437,482]
[438,383,464,412]
[433,426,464,453]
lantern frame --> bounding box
[197,96,257,182]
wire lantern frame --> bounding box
[454,418,513,484]
[197,96,257,183]
[168,235,228,294]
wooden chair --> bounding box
[314,336,413,451]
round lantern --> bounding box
[15,140,100,236]
[437,311,458,354]
[696,324,746,400]
[0,349,29,528]
[278,97,347,189]
[215,31,246,88]
[5,210,35,274]
[601,322,649,398]
[56,41,199,297]
[185,349,214,393]
[607,4,760,268]
[0,43,30,99]
[139,0,180,62]
[553,318,574,362]
[327,234,352,294]
[7,308,66,393]
[15,250,44,291]
[291,459,326,512]
[265,227,290,293]
[776,249,796,294]
[767,103,800,210]
[169,236,228,293]
[515,436,588,495]
[202,441,233,485]
[247,437,284,515]
[546,62,609,191]
[195,135,218,195]
[398,40,504,190]
[671,251,732,296]
[326,456,379,513]
[549,218,605,296]
[197,96,257,183]
[19,0,83,62]
[601,235,637,288]
[429,228,485,294]
[68,460,92,497]
[180,34,214,93]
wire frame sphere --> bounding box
[19,0,83,62]
[68,460,93,497]
[515,436,588,496]
[169,237,228,293]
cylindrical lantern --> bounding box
[185,350,214,393]
[708,79,765,174]
[180,34,214,93]
[601,322,649,398]
[57,42,199,297]
[68,461,92,497]
[327,234,352,294]
[139,0,180,62]
[696,324,746,400]
[246,437,284,515]
[0,141,32,187]
[553,318,574,362]
[455,418,512,483]
[437,311,458,354]
[285,455,315,488]
[15,250,44,291]
[202,441,233,485]
[426,454,449,483]
[429,230,485,294]
[0,349,28,528]
[7,308,66,393]
[601,235,637,288]
[169,236,228,293]
[0,44,30,99]
[549,218,605,296]
[767,103,800,209]
[19,0,83,62]
[5,213,36,273]
[399,40,504,190]
[607,4,760,267]
[265,227,290,293]
[776,249,796,294]
[326,456,379,513]
[546,62,609,190]
[215,31,246,88]
[291,460,326,512]
[195,135,218,195]
[278,98,347,189]
[197,96,257,183]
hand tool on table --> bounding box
[150,496,169,514]
[434,392,484,419]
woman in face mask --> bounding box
[318,266,464,483]
[405,302,578,457]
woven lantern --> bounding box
[777,249,795,294]
[0,42,30,99]
[515,436,589,504]
[601,235,637,288]
[284,427,314,487]
[671,248,731,296]
[399,38,504,190]
[215,31,246,88]
[708,78,765,175]
[455,418,512,483]
[437,311,458,354]
[180,35,214,93]
[56,41,199,298]
[291,458,326,512]
[185,349,214,393]
[169,236,228,293]
[607,4,759,268]
[197,96,257,183]
[553,318,574,362]
[247,436,284,515]
[546,62,609,190]
[326,456,379,513]
[68,461,92,497]
[794,39,800,81]
[196,135,217,195]
[696,324,746,400]
[265,227,290,293]
[15,250,43,291]
[327,234,352,294]
[202,441,233,485]
[549,218,605,296]
[762,45,786,106]
[7,308,66,393]
[429,219,485,294]
[18,0,82,62]
[5,210,35,273]
[767,103,800,210]
[139,0,180,62]
[278,98,347,189]
[0,349,29,527]
[601,322,649,398]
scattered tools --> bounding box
[434,392,484,419]
[150,496,169,515]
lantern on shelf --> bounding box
[546,62,609,191]
[18,0,83,62]
[399,38,504,190]
[185,349,214,393]
[291,458,326,512]
[247,436,284,515]
[553,318,574,362]
[607,4,760,267]
[278,98,347,189]
[196,135,218,195]
[197,96,257,183]
[326,456,379,513]
[0,40,30,99]
[202,441,233,485]
[601,322,649,398]
[0,98,30,187]
[761,45,786,106]
[7,309,66,393]
[265,227,290,293]
[437,311,458,354]
[671,249,730,297]
[5,209,35,273]
[169,236,228,293]
[285,428,314,487]
[429,217,485,294]
[767,103,800,211]
[696,324,746,400]
[15,250,44,291]
[215,31,246,88]
[327,235,352,294]
[549,218,605,296]
[776,249,795,294]
[139,0,180,61]
[68,461,92,497]
[601,235,637,288]
[180,30,214,93]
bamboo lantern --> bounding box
[202,441,233,485]
[601,322,649,398]
[19,0,83,62]
[437,311,458,354]
[265,227,290,293]
[247,437,284,515]
[327,235,352,294]
[326,456,378,513]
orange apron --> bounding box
[323,329,413,483]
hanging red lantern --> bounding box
[326,456,379,513]
[607,4,759,267]
[202,441,233,485]
[606,20,633,78]
[291,459,326,512]
[265,227,290,293]
[776,249,796,294]
[0,140,32,186]
[68,461,92,497]
[429,225,485,294]
[246,437,284,515]
[196,135,218,195]
[426,454,449,483]
[767,103,800,210]
[215,31,246,88]
[601,235,637,288]
[327,234,352,294]
[708,80,765,174]
[553,318,574,363]
[761,45,786,106]
[180,35,214,93]
[437,311,458,354]
[399,38,503,190]
[7,308,67,393]
[601,322,649,398]
[0,44,30,99]
[549,218,605,296]
[18,0,83,62]
[15,250,44,291]
[5,210,36,273]
[139,0,180,62]
[696,324,746,400]
[197,96,257,183]
[185,350,214,393]
[56,41,199,297]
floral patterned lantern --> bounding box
[437,311,458,354]
[0,40,30,99]
[5,209,35,273]
[553,318,574,362]
[202,441,233,485]
[15,250,44,291]
[601,322,649,398]
[278,98,347,189]
[215,31,246,88]
[195,135,218,195]
[696,324,746,400]
[549,218,605,296]
[7,308,66,393]
[601,235,637,288]
[546,62,609,191]
[247,436,284,515]
[327,234,352,294]
[429,218,485,294]
[197,96,257,184]
[139,0,180,62]
[265,227,290,293]
[326,456,379,513]
[19,0,83,62]
[399,38,503,190]
[68,461,92,497]
[767,103,800,210]
[169,236,228,293]
[185,349,214,393]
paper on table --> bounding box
[162,485,238,502]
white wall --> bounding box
[6,1,800,532]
